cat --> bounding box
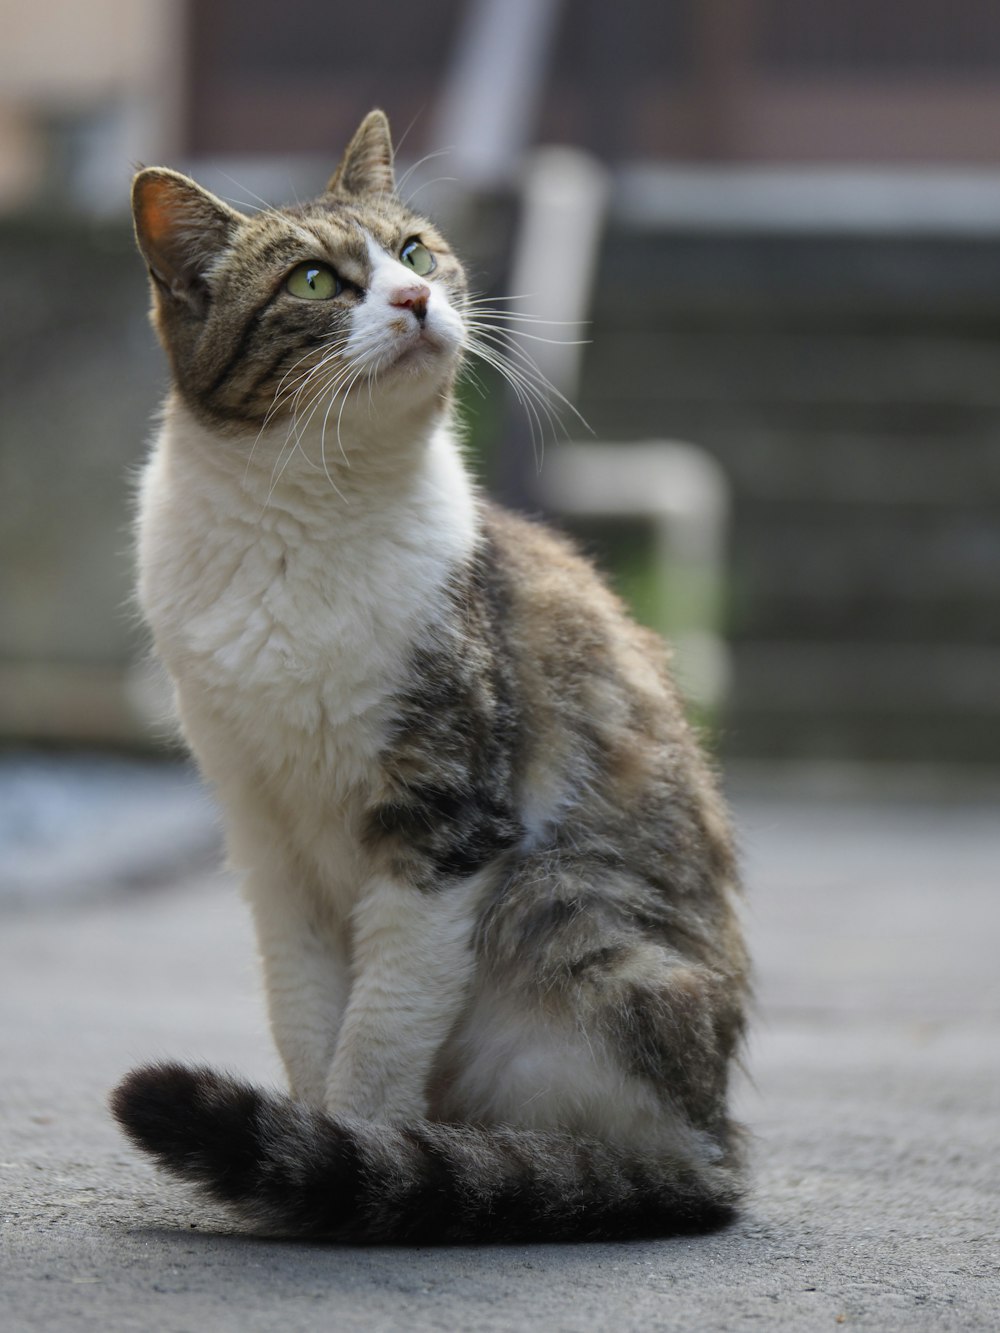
[110,109,750,1243]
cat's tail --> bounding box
[110,1062,743,1243]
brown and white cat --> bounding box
[111,110,750,1242]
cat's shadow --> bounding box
[118,1208,754,1259]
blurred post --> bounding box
[537,442,731,710]
[433,0,565,190]
[506,147,609,405]
[494,146,609,508]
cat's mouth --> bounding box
[384,325,454,374]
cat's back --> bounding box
[483,502,740,945]
[484,502,699,768]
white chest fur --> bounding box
[136,401,477,891]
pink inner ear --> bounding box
[139,181,182,245]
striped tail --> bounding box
[110,1062,742,1243]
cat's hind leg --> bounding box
[438,851,746,1163]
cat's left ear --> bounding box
[326,109,395,197]
[132,168,243,314]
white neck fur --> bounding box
[136,393,479,797]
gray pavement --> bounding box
[2,787,999,1331]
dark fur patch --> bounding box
[110,1063,264,1203]
[365,531,524,888]
[202,296,274,397]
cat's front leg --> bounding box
[324,873,484,1124]
[246,874,351,1107]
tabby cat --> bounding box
[111,110,750,1242]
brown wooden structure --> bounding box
[182,0,1000,166]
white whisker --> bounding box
[402,176,459,207]
[395,146,454,199]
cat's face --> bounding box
[132,110,467,436]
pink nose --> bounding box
[390,282,430,323]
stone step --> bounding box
[578,329,1000,410]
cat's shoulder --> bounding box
[479,500,658,637]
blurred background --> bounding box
[3,0,1000,900]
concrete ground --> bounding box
[2,783,998,1331]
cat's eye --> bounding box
[286,261,341,300]
[400,238,435,276]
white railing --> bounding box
[537,441,732,710]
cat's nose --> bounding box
[390,282,430,324]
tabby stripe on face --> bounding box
[242,345,297,402]
[203,293,283,398]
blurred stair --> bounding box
[579,223,1000,761]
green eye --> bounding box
[400,238,435,276]
[286,261,340,300]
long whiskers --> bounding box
[251,287,591,506]
[396,147,454,202]
[252,340,371,510]
[288,359,362,475]
[243,333,350,485]
[462,298,589,328]
[459,304,593,471]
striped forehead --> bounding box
[232,197,451,290]
[298,214,371,285]
[233,208,363,285]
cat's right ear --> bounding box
[132,168,242,314]
[326,110,396,198]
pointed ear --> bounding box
[326,109,395,198]
[132,168,243,313]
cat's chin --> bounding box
[383,329,459,380]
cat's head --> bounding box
[132,110,467,437]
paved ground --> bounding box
[2,784,998,1331]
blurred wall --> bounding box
[2,0,1000,765]
[0,0,180,211]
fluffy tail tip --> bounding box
[109,1061,258,1170]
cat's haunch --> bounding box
[114,107,750,1243]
